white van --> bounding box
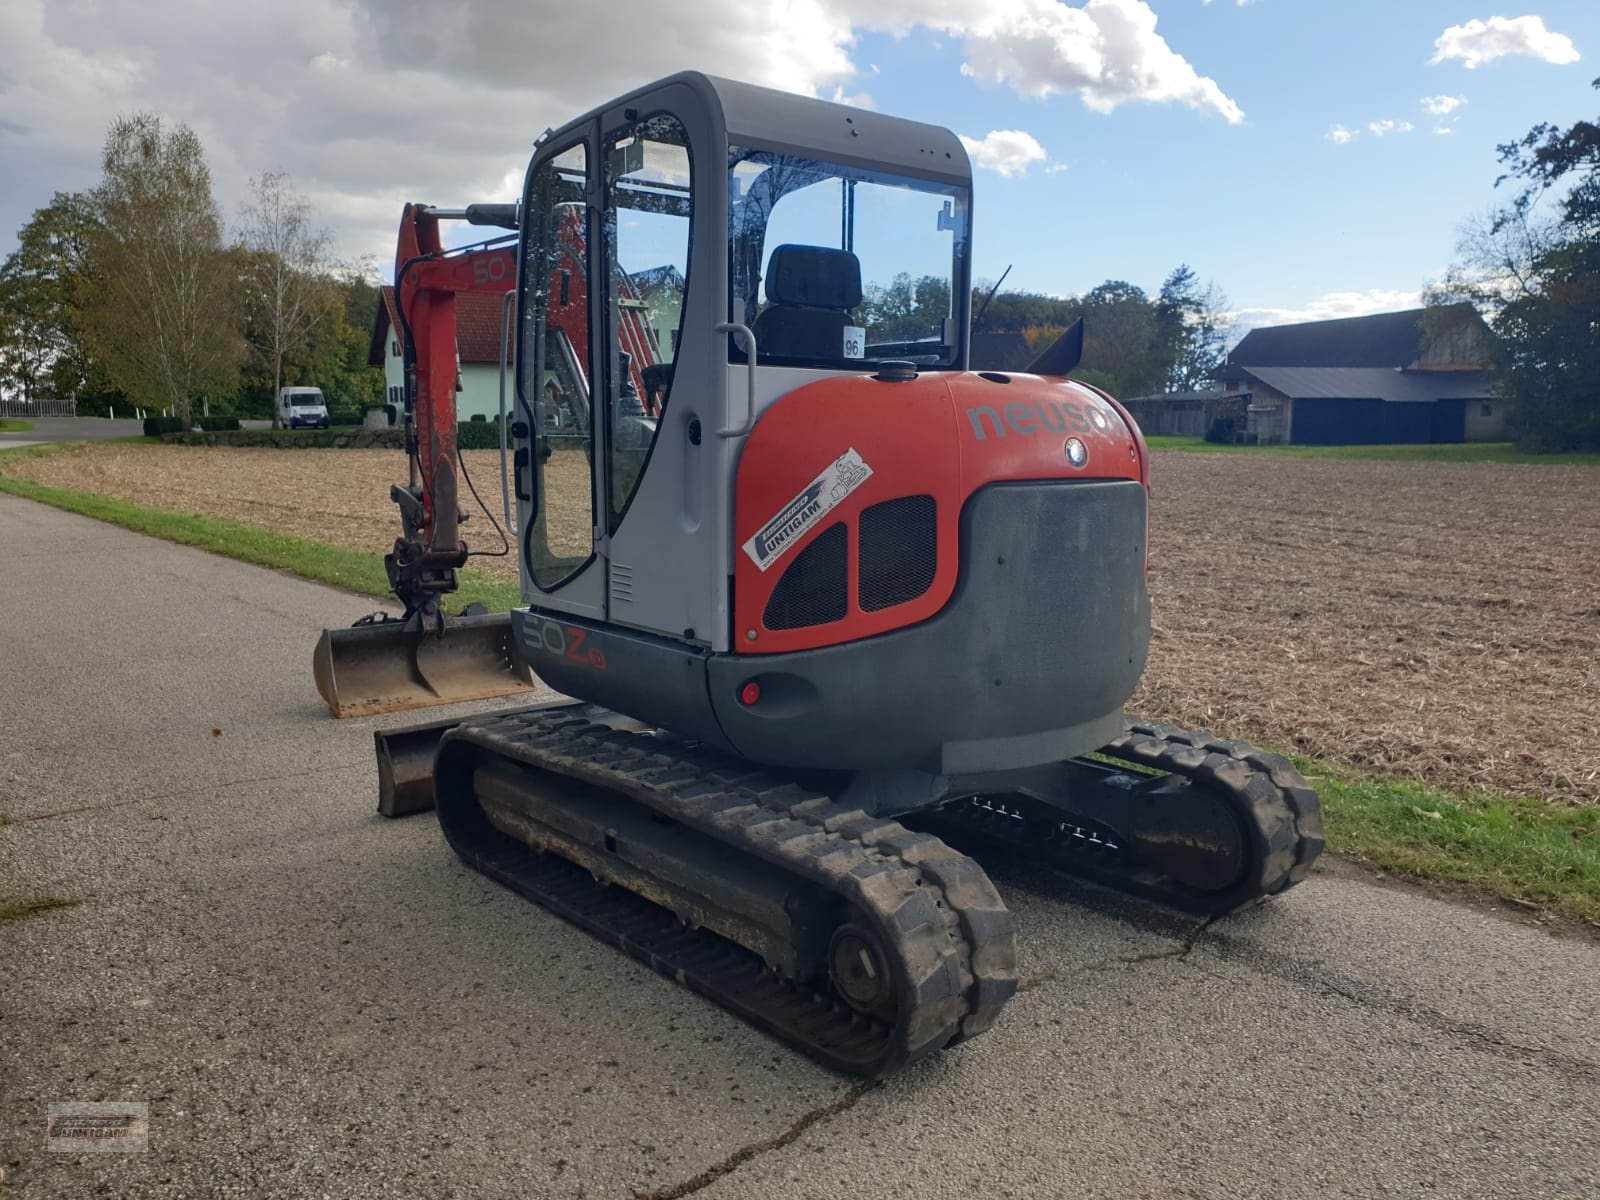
[277,387,330,429]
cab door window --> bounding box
[521,141,595,590]
[603,114,692,532]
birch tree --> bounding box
[237,171,334,424]
[78,113,241,423]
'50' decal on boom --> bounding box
[471,252,515,287]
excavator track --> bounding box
[920,721,1325,916]
[432,708,1017,1079]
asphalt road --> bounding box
[3,493,1597,1200]
[0,417,145,449]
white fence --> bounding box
[0,397,77,418]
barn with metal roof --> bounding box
[1217,304,1502,445]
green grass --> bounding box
[1143,436,1600,466]
[1298,759,1600,925]
[0,464,520,612]
[0,418,34,432]
[0,895,80,923]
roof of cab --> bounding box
[541,71,971,187]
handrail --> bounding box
[498,288,518,534]
[714,322,759,439]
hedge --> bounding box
[143,416,240,436]
[156,421,507,450]
[456,419,508,449]
[161,428,406,449]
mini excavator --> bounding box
[315,73,1324,1078]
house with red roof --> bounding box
[368,286,512,423]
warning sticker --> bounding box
[742,449,874,572]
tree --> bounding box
[1,194,86,403]
[293,267,385,419]
[970,285,1079,334]
[1155,264,1232,392]
[237,171,335,425]
[1079,280,1163,397]
[902,268,1229,397]
[0,193,127,413]
[77,113,241,424]
[858,273,954,343]
[0,262,54,404]
[1435,79,1600,450]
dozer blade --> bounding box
[313,611,540,719]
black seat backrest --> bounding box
[752,245,863,360]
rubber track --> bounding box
[1103,721,1325,903]
[930,721,1325,916]
[434,709,1017,1078]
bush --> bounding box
[456,418,506,449]
[195,416,241,432]
[469,412,487,422]
[143,416,185,437]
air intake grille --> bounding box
[859,495,937,613]
[763,522,849,630]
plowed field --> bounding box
[8,443,1598,806]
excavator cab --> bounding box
[508,76,987,729]
[501,75,1154,777]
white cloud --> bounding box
[829,87,878,109]
[0,0,1243,271]
[948,0,1243,122]
[1367,119,1414,136]
[1421,94,1467,116]
[1430,15,1581,69]
[1326,125,1357,144]
[1045,161,1070,174]
[960,129,1049,177]
[1231,288,1422,334]
[1434,127,1454,135]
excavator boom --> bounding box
[314,203,541,717]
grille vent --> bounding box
[859,495,937,613]
[763,522,848,630]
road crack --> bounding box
[1020,913,1219,990]
[1197,934,1600,1086]
[633,1081,880,1200]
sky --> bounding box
[1,1,1595,333]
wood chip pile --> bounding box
[8,444,1597,806]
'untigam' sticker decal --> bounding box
[742,449,874,572]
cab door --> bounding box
[594,86,726,646]
[517,83,724,641]
[516,133,606,620]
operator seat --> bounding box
[752,244,863,360]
